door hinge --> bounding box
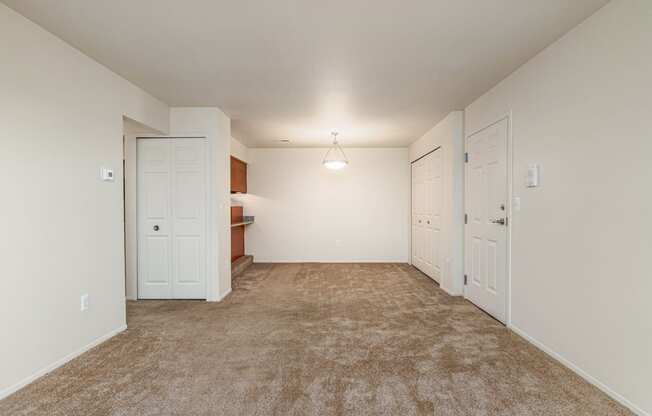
[505,217,509,226]
[464,152,469,163]
[464,275,468,285]
[464,214,468,224]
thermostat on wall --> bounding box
[100,167,115,182]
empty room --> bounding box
[1,0,650,415]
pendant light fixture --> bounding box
[322,132,349,170]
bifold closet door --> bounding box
[412,157,426,273]
[137,138,207,299]
[411,149,442,283]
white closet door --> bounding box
[411,149,442,283]
[137,138,207,299]
[137,139,173,299]
[170,139,207,299]
[429,150,443,282]
[411,159,418,268]
[412,158,425,271]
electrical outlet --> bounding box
[80,294,89,311]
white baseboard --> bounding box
[252,260,409,264]
[440,285,462,297]
[214,288,232,302]
[509,324,648,416]
[0,324,128,401]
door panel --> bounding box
[171,139,206,299]
[175,237,201,283]
[432,228,440,277]
[465,118,508,323]
[411,159,420,267]
[138,139,172,299]
[175,172,202,219]
[471,237,482,286]
[487,241,497,293]
[429,150,443,281]
[145,237,170,284]
[144,173,169,219]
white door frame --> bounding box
[134,135,212,300]
[463,114,513,325]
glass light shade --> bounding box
[323,159,348,170]
[322,133,349,170]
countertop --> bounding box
[231,216,254,227]
[231,221,254,227]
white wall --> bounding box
[0,4,169,399]
[230,137,249,163]
[408,112,465,295]
[169,108,233,301]
[465,0,651,414]
[242,148,409,262]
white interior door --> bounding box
[137,138,207,299]
[427,150,443,282]
[412,158,422,271]
[412,157,426,273]
[411,149,442,283]
[465,118,508,322]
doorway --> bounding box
[411,147,443,283]
[136,137,209,299]
[464,117,510,323]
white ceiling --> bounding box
[4,0,608,147]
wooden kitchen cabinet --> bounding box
[230,156,247,193]
[231,206,245,262]
[231,225,245,262]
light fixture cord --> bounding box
[333,132,347,162]
[323,131,348,164]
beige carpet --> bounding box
[0,263,631,415]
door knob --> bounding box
[491,218,506,225]
[153,225,160,231]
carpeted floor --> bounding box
[0,263,631,415]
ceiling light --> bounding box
[323,132,348,170]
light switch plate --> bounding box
[80,294,89,311]
[100,167,115,182]
[526,164,540,188]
